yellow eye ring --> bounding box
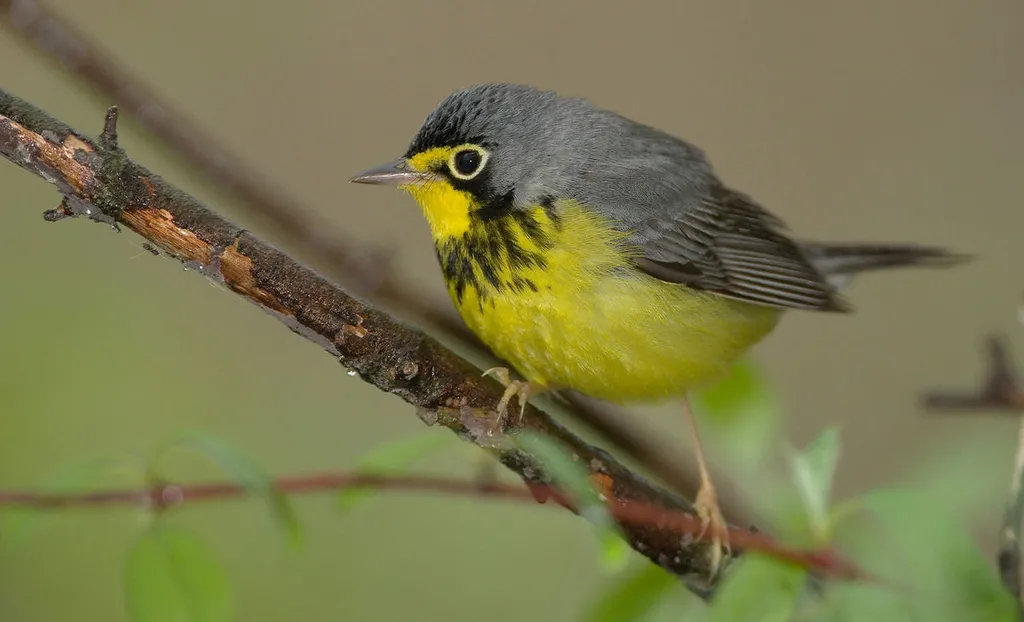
[448,144,489,180]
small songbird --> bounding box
[351,83,964,571]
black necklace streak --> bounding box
[435,196,561,309]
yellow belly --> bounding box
[403,166,783,403]
[454,267,781,403]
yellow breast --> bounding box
[408,186,782,403]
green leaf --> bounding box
[1,453,137,548]
[582,563,678,622]
[166,432,302,550]
[691,360,779,468]
[337,431,455,511]
[168,433,267,490]
[814,582,918,622]
[597,529,632,574]
[268,491,302,549]
[513,431,621,566]
[896,429,1010,522]
[703,554,805,622]
[513,431,602,516]
[854,488,1020,622]
[787,427,840,541]
[692,360,776,422]
[124,524,233,622]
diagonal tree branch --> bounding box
[0,88,752,595]
[0,0,734,522]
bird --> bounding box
[350,83,965,573]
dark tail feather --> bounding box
[801,243,970,289]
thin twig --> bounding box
[0,471,860,579]
[0,88,745,594]
[0,0,719,518]
[923,335,1024,412]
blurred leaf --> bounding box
[337,431,455,512]
[1,453,138,548]
[168,432,267,489]
[692,359,776,423]
[896,429,1010,522]
[167,432,303,550]
[813,582,917,622]
[739,475,815,544]
[514,431,622,567]
[514,431,602,515]
[124,524,233,622]
[598,529,632,574]
[703,554,805,622]
[691,360,779,469]
[847,488,1020,621]
[268,491,302,549]
[582,563,678,622]
[788,427,840,541]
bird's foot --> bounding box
[481,366,532,431]
[695,477,731,578]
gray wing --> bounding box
[547,107,848,311]
[544,104,950,311]
[632,184,850,312]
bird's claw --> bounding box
[482,366,531,430]
[482,366,512,387]
[695,480,731,578]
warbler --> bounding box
[351,83,963,570]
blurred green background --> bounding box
[2,0,1023,620]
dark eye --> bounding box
[453,149,482,177]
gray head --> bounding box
[351,83,715,228]
[407,84,613,212]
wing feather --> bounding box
[633,185,849,312]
